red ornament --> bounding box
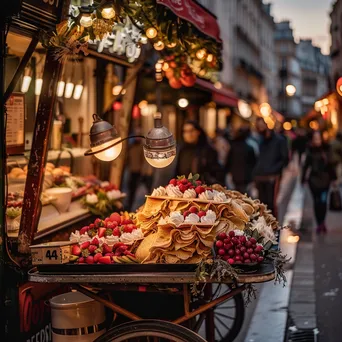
[113,101,122,111]
[132,105,140,119]
[169,77,182,89]
[336,77,342,96]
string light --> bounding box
[138,100,148,109]
[196,49,206,60]
[64,82,75,99]
[56,81,65,97]
[73,84,84,100]
[162,62,169,71]
[146,27,157,39]
[35,78,43,96]
[206,54,214,62]
[153,41,165,51]
[21,75,32,93]
[214,81,222,89]
[178,98,189,108]
[155,62,163,72]
[167,42,177,48]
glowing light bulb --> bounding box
[73,84,83,100]
[286,84,296,96]
[162,62,169,71]
[138,100,148,109]
[178,98,189,108]
[260,103,272,117]
[93,138,123,162]
[21,75,32,93]
[153,41,165,51]
[101,7,115,19]
[80,14,93,28]
[140,35,148,44]
[56,81,65,97]
[155,62,162,72]
[64,82,74,99]
[196,49,206,60]
[112,85,125,96]
[167,42,177,48]
[206,54,214,62]
[35,78,43,95]
[144,146,176,168]
[214,81,222,89]
[146,27,157,39]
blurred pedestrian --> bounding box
[253,117,289,217]
[213,128,230,166]
[176,120,224,184]
[225,127,257,194]
[292,127,308,165]
[330,132,342,183]
[302,131,336,233]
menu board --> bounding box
[6,94,25,155]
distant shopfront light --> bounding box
[35,78,43,96]
[286,84,296,97]
[178,98,189,108]
[214,81,222,89]
[73,84,84,100]
[21,75,32,93]
[238,100,252,119]
[56,81,65,97]
[260,103,272,117]
[283,122,292,131]
[64,82,75,99]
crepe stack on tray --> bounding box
[135,221,218,264]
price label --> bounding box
[45,249,58,260]
[30,243,71,265]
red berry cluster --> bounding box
[215,231,264,265]
[79,213,137,239]
[72,241,135,265]
[169,178,205,195]
[183,206,206,218]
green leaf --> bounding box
[192,174,200,181]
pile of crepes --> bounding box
[134,183,279,264]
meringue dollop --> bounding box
[184,213,200,224]
[200,210,217,224]
[166,184,183,198]
[152,186,167,197]
[183,188,196,199]
[199,190,214,200]
[212,190,227,202]
[169,211,185,226]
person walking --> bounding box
[176,120,224,184]
[225,127,257,194]
[253,117,289,217]
[302,131,336,234]
[213,128,230,167]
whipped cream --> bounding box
[200,210,217,224]
[183,188,196,199]
[152,186,167,197]
[100,181,110,188]
[184,213,200,224]
[106,189,122,200]
[166,184,183,198]
[69,231,80,244]
[105,235,120,246]
[212,190,227,202]
[169,211,185,226]
[120,228,144,245]
[199,190,214,200]
[79,234,91,244]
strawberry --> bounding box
[86,256,94,264]
[122,219,133,225]
[79,226,89,235]
[91,237,99,246]
[181,178,188,185]
[98,256,111,264]
[106,221,118,229]
[71,245,81,256]
[123,226,133,233]
[104,253,114,257]
[195,180,202,185]
[189,206,198,214]
[198,211,206,218]
[124,250,135,257]
[78,257,85,264]
[94,218,102,227]
[117,245,128,253]
[183,210,191,217]
[169,179,177,186]
[195,186,205,195]
[89,223,95,229]
[88,245,97,254]
[102,243,112,254]
[104,217,111,223]
[80,241,90,250]
[178,184,187,193]
[94,253,102,263]
[98,227,106,238]
[113,227,121,236]
[113,242,125,251]
[109,212,121,224]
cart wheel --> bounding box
[194,285,245,342]
[94,319,207,342]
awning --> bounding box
[156,0,222,43]
[195,78,239,107]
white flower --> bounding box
[69,230,80,243]
[233,229,244,236]
[184,213,200,224]
[200,210,216,224]
[101,181,110,188]
[86,194,98,204]
[183,188,196,199]
[199,190,214,200]
[251,217,277,244]
[169,211,185,226]
[105,235,120,246]
[106,189,122,200]
[120,228,144,245]
[166,184,183,198]
[152,186,167,197]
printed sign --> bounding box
[6,94,25,155]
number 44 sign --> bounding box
[30,242,72,265]
[89,17,146,62]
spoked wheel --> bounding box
[95,319,207,342]
[193,284,245,342]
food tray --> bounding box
[36,263,198,274]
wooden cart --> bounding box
[28,262,275,342]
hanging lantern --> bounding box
[336,77,342,96]
[79,6,94,27]
[153,41,165,51]
[101,5,115,19]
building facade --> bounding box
[198,0,277,107]
[297,39,330,115]
[274,21,302,118]
[330,0,342,86]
